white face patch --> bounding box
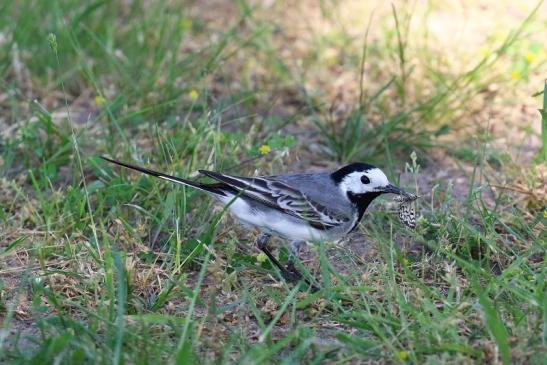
[338,168,390,195]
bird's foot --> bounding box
[282,261,303,282]
[256,238,319,291]
[284,261,319,292]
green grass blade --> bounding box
[112,251,126,365]
[539,80,547,162]
[477,287,511,365]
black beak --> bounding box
[381,183,405,195]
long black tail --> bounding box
[101,156,224,195]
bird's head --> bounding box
[331,162,405,202]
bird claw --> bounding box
[283,262,320,292]
[283,262,302,282]
[256,236,318,291]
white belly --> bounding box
[219,196,327,242]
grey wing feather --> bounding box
[199,170,350,229]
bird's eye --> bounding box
[361,175,370,184]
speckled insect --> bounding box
[394,193,418,229]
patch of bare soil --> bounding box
[1,257,39,353]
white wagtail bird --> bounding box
[101,157,409,284]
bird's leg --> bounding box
[256,233,301,283]
[287,240,320,292]
[256,232,271,250]
[286,240,304,275]
[256,233,285,274]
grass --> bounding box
[1,0,546,364]
[540,81,547,162]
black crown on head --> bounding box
[331,163,377,184]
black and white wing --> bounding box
[199,170,350,230]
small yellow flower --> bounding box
[543,210,547,218]
[321,47,339,66]
[179,18,193,32]
[395,351,409,361]
[478,47,490,59]
[94,95,106,107]
[256,252,268,263]
[259,144,271,155]
[510,70,522,81]
[524,52,536,63]
[188,89,199,101]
